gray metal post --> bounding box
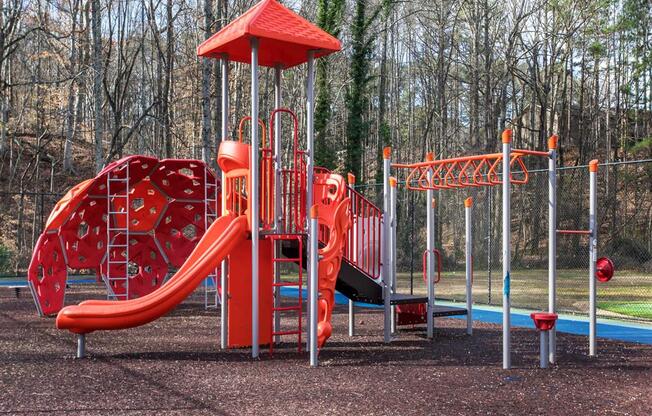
[390,177,397,334]
[540,331,549,369]
[382,147,391,343]
[273,64,282,342]
[76,334,85,359]
[502,129,512,370]
[426,153,435,339]
[348,173,356,337]
[465,197,473,335]
[548,135,558,363]
[220,54,229,350]
[250,38,260,359]
[589,160,598,356]
[305,51,315,352]
[309,206,319,367]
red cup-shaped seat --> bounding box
[530,312,558,331]
[596,257,615,282]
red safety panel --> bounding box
[396,304,428,326]
[60,197,108,270]
[100,234,168,298]
[149,159,210,200]
[27,233,68,316]
[227,238,273,348]
[86,156,158,196]
[111,179,167,232]
[155,200,207,268]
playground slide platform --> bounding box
[56,213,248,334]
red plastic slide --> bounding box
[56,212,248,334]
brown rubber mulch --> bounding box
[1,285,650,415]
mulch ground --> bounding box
[1,285,651,415]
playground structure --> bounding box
[389,132,614,368]
[27,0,615,369]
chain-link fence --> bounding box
[0,191,63,278]
[357,159,652,322]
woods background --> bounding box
[0,0,650,314]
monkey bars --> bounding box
[391,148,551,191]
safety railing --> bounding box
[223,172,248,217]
[344,186,382,280]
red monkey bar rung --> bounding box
[392,149,549,191]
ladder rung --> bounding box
[108,178,129,182]
[273,282,301,287]
[108,211,128,214]
[274,306,301,312]
[107,277,128,281]
[272,258,301,263]
[272,330,301,336]
[109,244,128,248]
[108,227,128,231]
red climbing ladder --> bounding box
[266,234,304,355]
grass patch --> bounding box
[597,302,652,320]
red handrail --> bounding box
[422,249,442,284]
[343,186,382,280]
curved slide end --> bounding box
[56,213,249,334]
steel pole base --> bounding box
[539,331,549,369]
[76,334,86,359]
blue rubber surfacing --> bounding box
[279,287,652,345]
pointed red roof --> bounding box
[197,0,341,68]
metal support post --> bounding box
[540,331,549,369]
[426,153,435,339]
[250,38,260,359]
[77,334,85,359]
[390,177,397,334]
[382,147,392,343]
[273,64,282,342]
[465,197,473,335]
[309,206,319,367]
[589,160,598,356]
[548,135,558,363]
[502,129,512,369]
[220,54,229,350]
[305,50,315,352]
[348,173,356,337]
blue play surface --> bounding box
[278,287,652,345]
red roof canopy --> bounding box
[197,0,341,68]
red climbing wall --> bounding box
[28,156,220,315]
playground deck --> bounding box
[1,285,650,415]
